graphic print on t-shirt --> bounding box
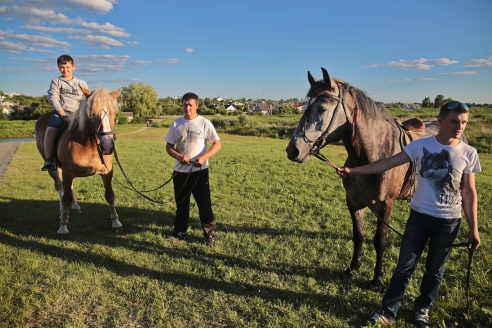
[419,147,460,205]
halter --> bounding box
[302,83,350,155]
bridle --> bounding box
[302,83,350,156]
[89,108,116,157]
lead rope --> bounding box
[112,147,202,205]
[310,150,475,319]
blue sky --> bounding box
[0,0,491,103]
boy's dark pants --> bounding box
[172,169,216,237]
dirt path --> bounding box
[0,141,22,178]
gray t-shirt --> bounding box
[47,76,88,114]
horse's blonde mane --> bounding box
[69,89,119,131]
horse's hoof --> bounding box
[341,268,354,281]
[112,219,123,229]
[57,226,69,234]
[369,279,385,292]
[71,203,81,212]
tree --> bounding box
[119,82,159,118]
[421,97,432,108]
[158,97,182,115]
[434,95,445,108]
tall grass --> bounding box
[0,124,491,327]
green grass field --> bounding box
[0,120,491,327]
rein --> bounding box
[111,147,202,205]
[88,113,199,205]
[310,148,475,318]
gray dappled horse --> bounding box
[286,68,438,288]
[35,88,122,234]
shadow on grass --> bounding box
[0,197,389,327]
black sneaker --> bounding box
[41,160,56,171]
[205,234,216,245]
[368,309,395,326]
[414,307,430,328]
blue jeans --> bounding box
[382,209,460,319]
[47,111,71,129]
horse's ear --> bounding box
[80,86,92,98]
[321,67,332,89]
[110,88,122,100]
[308,71,317,86]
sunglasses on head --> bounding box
[446,102,469,111]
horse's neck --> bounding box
[66,118,93,143]
[345,114,400,164]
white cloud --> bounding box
[0,41,52,53]
[163,58,180,64]
[365,58,459,70]
[0,1,129,52]
[427,58,458,65]
[17,0,116,14]
[184,48,194,53]
[10,33,70,48]
[442,71,478,75]
[75,54,132,73]
[69,35,123,49]
[78,21,130,38]
[134,60,151,66]
[389,77,438,83]
[465,56,492,67]
[24,25,92,35]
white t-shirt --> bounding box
[165,115,220,172]
[404,136,481,218]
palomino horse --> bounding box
[35,87,123,234]
[286,68,438,288]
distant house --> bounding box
[252,103,272,115]
[226,105,237,111]
[1,101,15,117]
[122,112,134,122]
[294,101,308,112]
[401,103,421,110]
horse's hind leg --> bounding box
[58,176,75,234]
[69,181,81,212]
[101,173,122,230]
[48,169,65,214]
[49,169,81,213]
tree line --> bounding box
[1,83,489,121]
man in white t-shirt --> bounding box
[337,101,480,327]
[165,92,221,245]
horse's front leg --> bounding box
[343,200,365,280]
[370,203,392,290]
[101,172,122,231]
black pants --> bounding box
[172,169,216,237]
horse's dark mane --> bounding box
[307,78,393,123]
